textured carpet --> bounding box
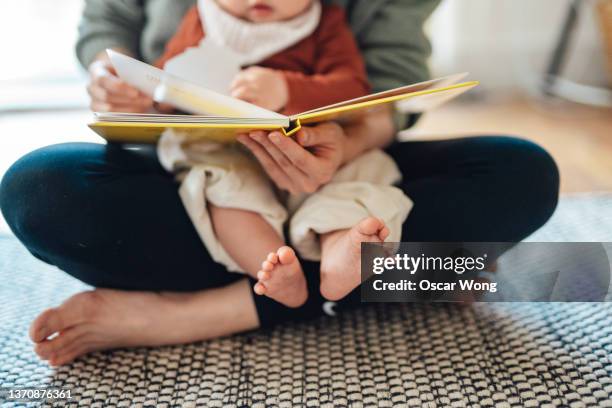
[1,194,611,407]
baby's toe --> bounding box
[257,270,270,281]
[379,226,390,241]
[357,217,384,236]
[277,246,297,265]
[266,252,279,264]
[253,282,267,295]
[262,260,274,272]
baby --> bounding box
[156,0,413,307]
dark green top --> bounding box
[77,0,440,129]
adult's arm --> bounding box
[353,0,441,130]
[76,0,146,69]
[76,1,156,113]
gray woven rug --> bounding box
[1,194,612,407]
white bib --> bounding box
[197,0,321,66]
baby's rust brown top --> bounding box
[155,5,370,115]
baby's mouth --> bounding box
[249,3,274,19]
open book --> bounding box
[89,50,479,143]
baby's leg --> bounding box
[209,205,307,308]
[288,150,411,301]
[319,217,390,301]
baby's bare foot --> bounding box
[320,217,389,301]
[254,246,308,308]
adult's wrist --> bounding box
[77,35,135,69]
[340,107,396,164]
[90,47,133,69]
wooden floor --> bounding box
[0,97,611,233]
[405,97,612,193]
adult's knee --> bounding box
[486,136,560,233]
[2,146,59,240]
[0,143,99,242]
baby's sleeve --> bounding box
[281,6,371,115]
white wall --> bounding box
[0,1,88,111]
[428,0,610,95]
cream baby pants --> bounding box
[158,130,413,273]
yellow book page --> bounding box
[88,122,284,144]
[294,81,479,127]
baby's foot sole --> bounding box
[254,246,307,308]
[320,217,389,301]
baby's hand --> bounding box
[231,67,289,112]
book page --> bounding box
[107,50,285,120]
[293,73,469,118]
[163,39,242,95]
[295,81,478,126]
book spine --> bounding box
[281,119,302,137]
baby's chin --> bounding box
[245,11,281,23]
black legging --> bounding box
[0,136,559,326]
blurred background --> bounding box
[1,0,611,233]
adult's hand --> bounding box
[87,55,153,113]
[237,122,346,194]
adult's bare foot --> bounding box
[29,280,259,366]
[319,217,389,301]
[254,246,308,308]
